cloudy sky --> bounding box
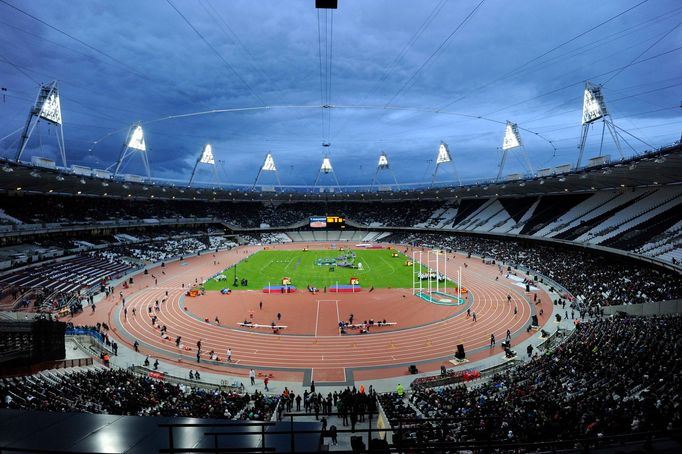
[0,0,680,187]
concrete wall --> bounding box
[602,299,682,316]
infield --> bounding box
[203,248,413,290]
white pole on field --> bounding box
[419,251,423,295]
[435,250,440,294]
[443,249,448,295]
[458,267,462,301]
[427,250,432,295]
[412,251,415,295]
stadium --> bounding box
[1,0,681,452]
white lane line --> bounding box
[314,300,320,337]
[335,300,340,323]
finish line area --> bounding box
[72,242,549,385]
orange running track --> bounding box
[71,243,550,385]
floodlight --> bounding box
[582,83,607,125]
[377,152,389,169]
[199,144,215,164]
[127,125,146,151]
[436,142,451,164]
[39,89,62,125]
[321,157,333,173]
[262,153,277,171]
[502,122,522,150]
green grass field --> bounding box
[203,249,414,290]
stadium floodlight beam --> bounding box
[15,81,67,168]
[431,142,461,187]
[252,152,282,189]
[188,143,219,187]
[370,151,399,191]
[113,122,150,178]
[497,121,533,181]
[577,81,623,168]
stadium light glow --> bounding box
[436,142,452,164]
[199,144,215,164]
[262,153,277,171]
[582,82,607,125]
[502,121,522,150]
[127,125,146,151]
[377,152,389,169]
[320,157,333,173]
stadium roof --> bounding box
[0,1,680,187]
[1,143,680,202]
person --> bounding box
[143,356,150,367]
[227,348,232,362]
[527,344,534,358]
[264,376,269,392]
[310,380,315,393]
[277,312,281,321]
[249,368,256,386]
[490,333,495,348]
[195,370,201,380]
[112,342,118,356]
[396,383,405,397]
[506,329,512,343]
[153,359,159,370]
[329,425,337,446]
[196,351,201,363]
[123,307,127,320]
[296,393,302,411]
[472,311,477,322]
[103,353,109,366]
[259,301,263,310]
[189,370,194,380]
[133,340,139,352]
[132,308,136,316]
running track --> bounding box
[75,243,549,385]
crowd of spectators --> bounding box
[388,232,682,307]
[377,315,682,446]
[0,193,441,229]
[98,233,235,264]
[0,368,278,420]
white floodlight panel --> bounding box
[200,144,215,164]
[377,153,389,168]
[436,143,451,164]
[321,157,333,173]
[582,86,606,125]
[39,89,62,125]
[128,125,146,151]
[502,122,522,150]
[262,153,277,171]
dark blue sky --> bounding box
[1,0,680,187]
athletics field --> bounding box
[203,248,413,290]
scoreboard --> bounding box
[309,215,346,229]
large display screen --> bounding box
[310,216,327,228]
[309,216,345,228]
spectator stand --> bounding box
[129,365,244,394]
